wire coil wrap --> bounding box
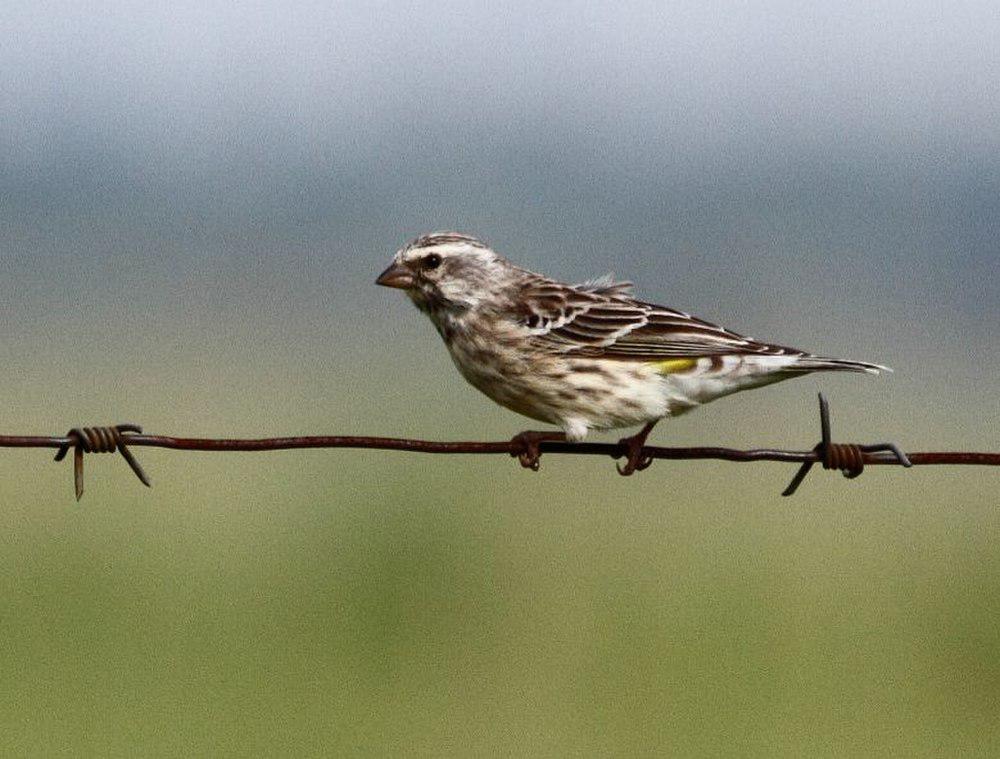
[69,427,126,454]
[821,443,865,479]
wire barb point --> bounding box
[54,425,151,501]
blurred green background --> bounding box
[1,1,998,755]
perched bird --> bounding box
[376,232,886,474]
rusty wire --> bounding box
[0,395,996,500]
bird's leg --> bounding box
[616,421,658,476]
[509,430,566,471]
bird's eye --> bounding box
[423,254,442,270]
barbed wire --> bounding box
[1,395,996,500]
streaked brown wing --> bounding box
[517,278,804,360]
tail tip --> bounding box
[797,356,892,375]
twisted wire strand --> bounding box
[0,395,991,500]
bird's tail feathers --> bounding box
[789,355,890,375]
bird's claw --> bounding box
[518,448,541,471]
[510,431,549,471]
[616,437,654,476]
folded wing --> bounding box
[518,277,805,360]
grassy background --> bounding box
[2,1,999,755]
[1,348,997,755]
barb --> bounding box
[780,394,913,496]
[53,425,151,501]
[0,396,996,500]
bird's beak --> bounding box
[375,263,415,290]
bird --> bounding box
[375,232,887,474]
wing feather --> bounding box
[574,274,635,297]
[517,277,805,360]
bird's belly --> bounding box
[448,342,676,429]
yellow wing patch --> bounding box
[652,358,699,374]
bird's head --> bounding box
[376,232,513,315]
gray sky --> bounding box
[4,1,996,289]
[4,1,999,168]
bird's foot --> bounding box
[615,422,657,476]
[510,431,566,471]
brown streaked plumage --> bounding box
[376,232,888,472]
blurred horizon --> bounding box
[1,1,998,755]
